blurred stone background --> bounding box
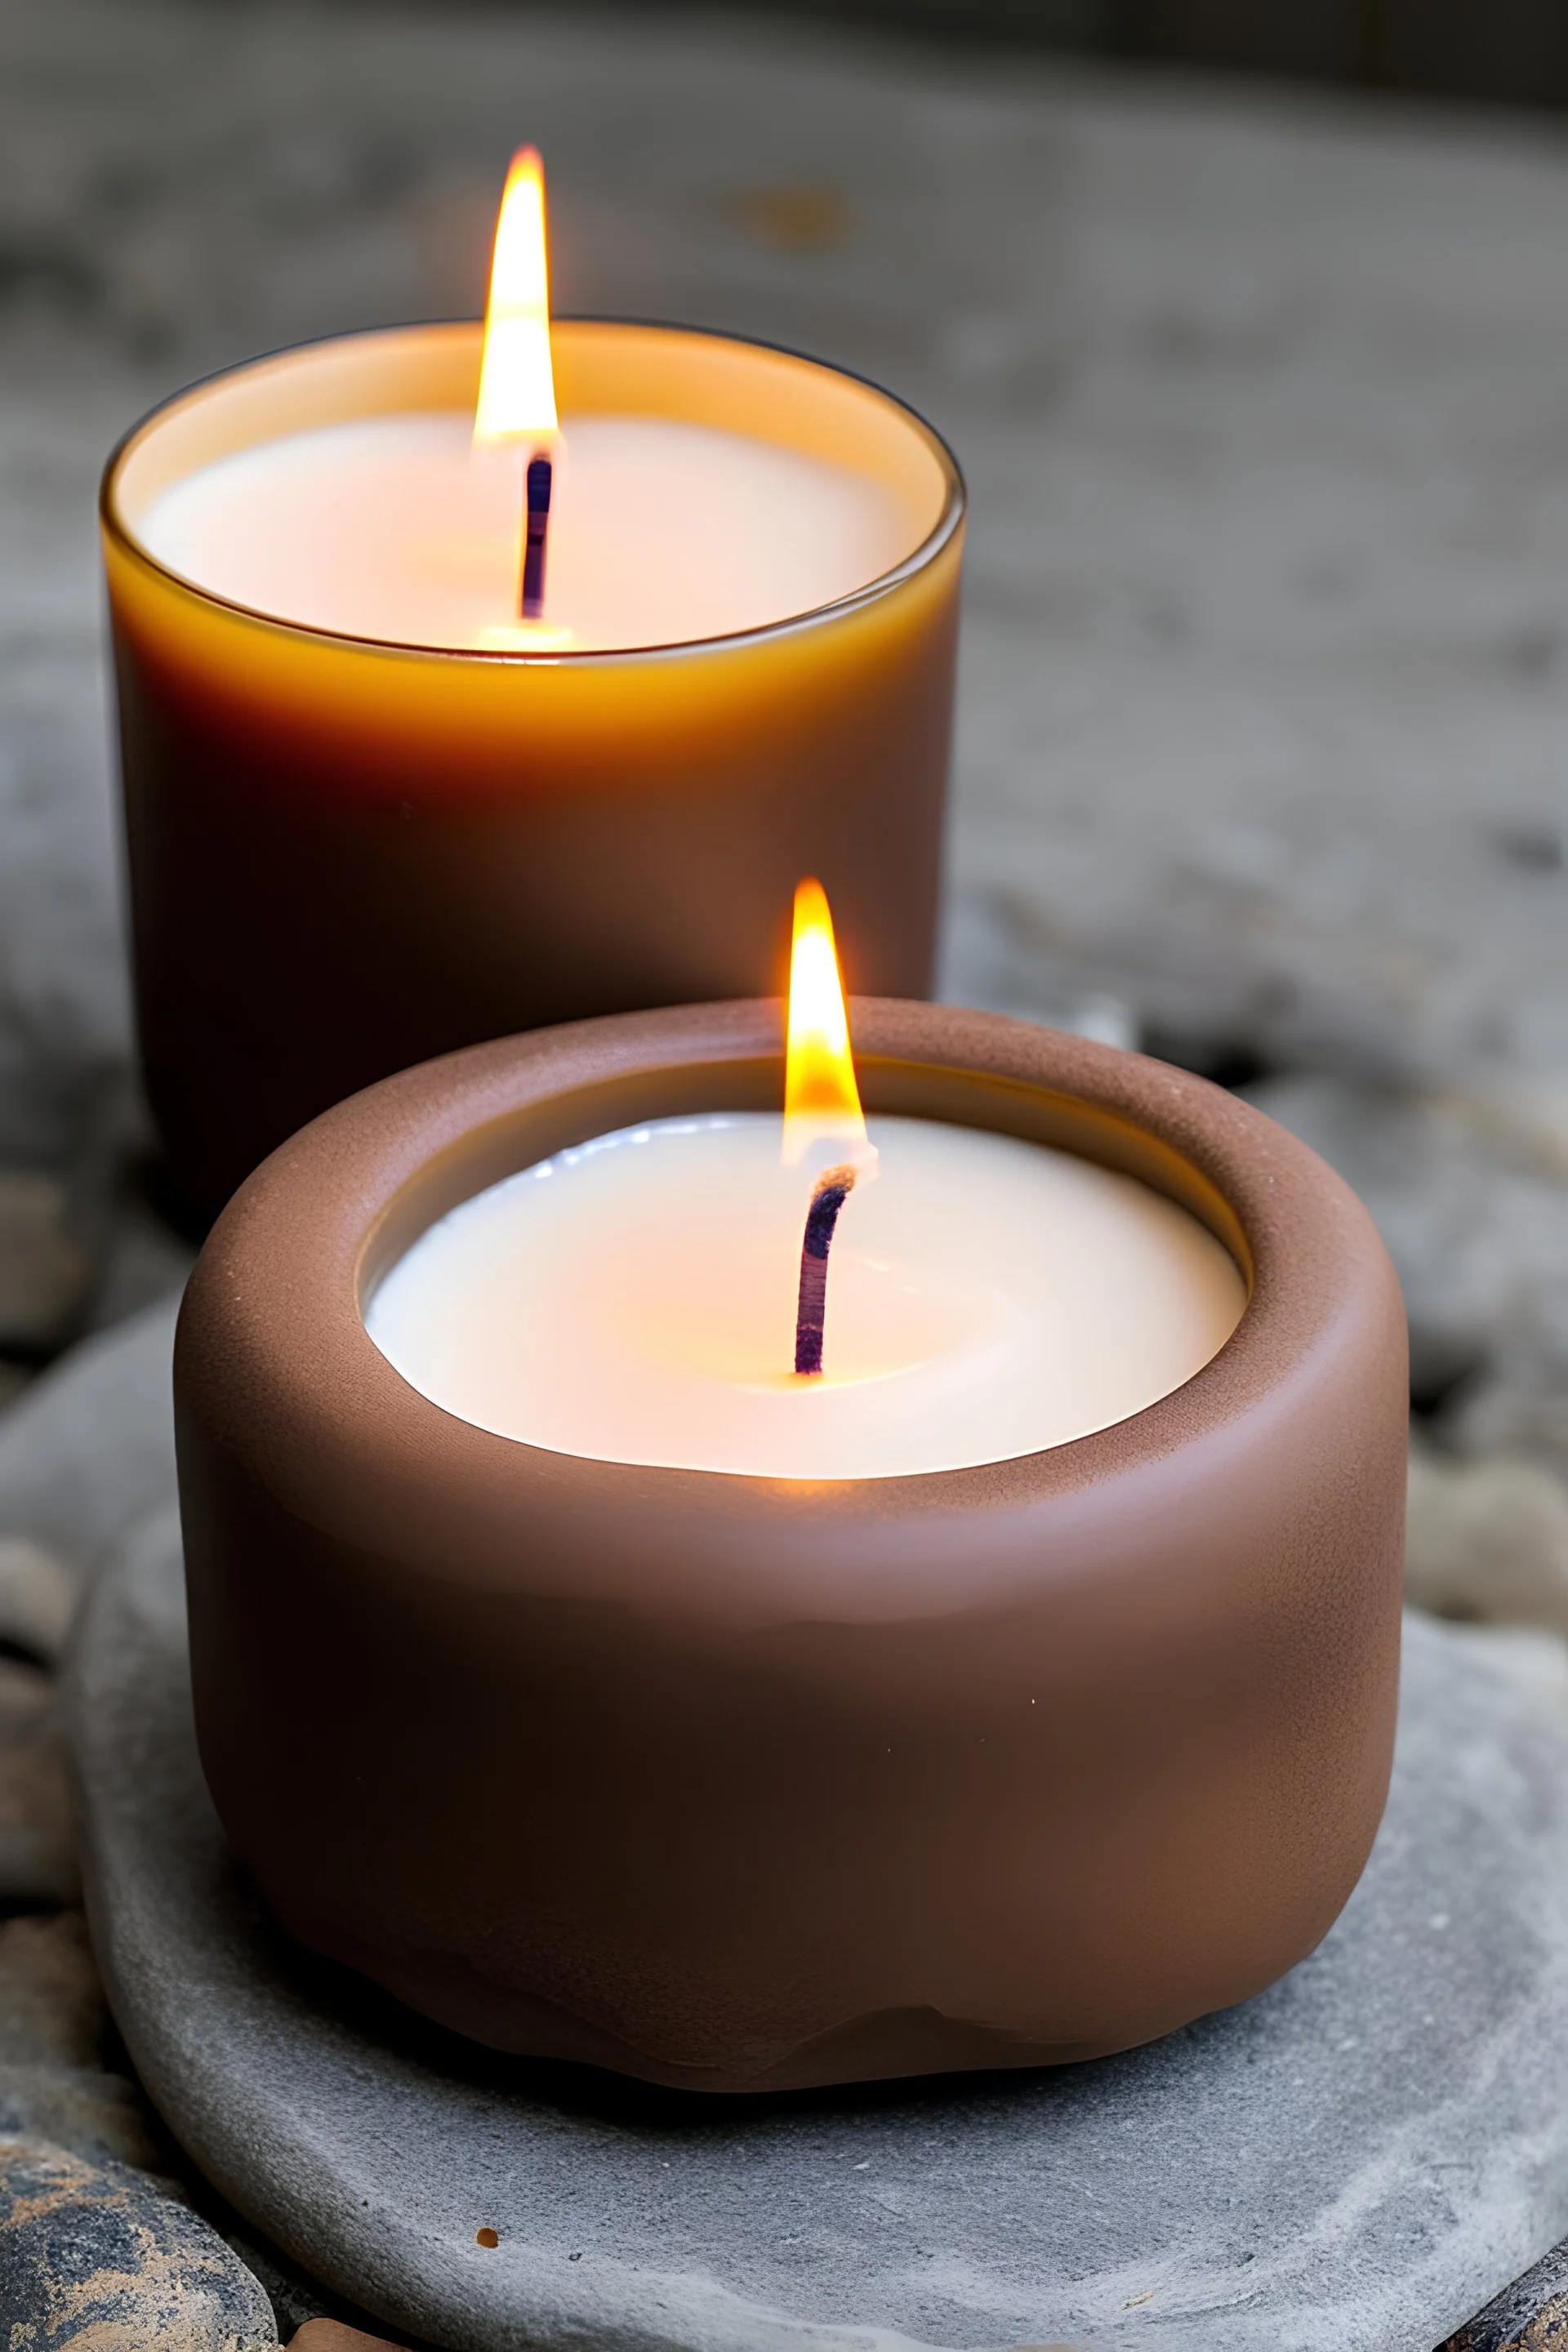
[743,0,1568,111]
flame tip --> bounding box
[782,876,866,1169]
[474,140,558,446]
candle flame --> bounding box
[474,147,559,444]
[783,879,874,1173]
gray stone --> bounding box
[0,1655,77,1905]
[1448,1356,1568,1485]
[0,1169,89,1348]
[0,1294,178,1579]
[0,2060,163,2179]
[1406,1442,1568,1637]
[35,1292,1568,2352]
[1439,2238,1568,2350]
[0,1913,103,2071]
[1241,1075,1565,1401]
[0,1535,78,1664]
[0,2136,277,2350]
[84,1190,197,1340]
[1236,1075,1568,1495]
[1239,1073,1568,1450]
[0,1911,163,2173]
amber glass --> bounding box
[102,321,964,1209]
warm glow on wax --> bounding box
[474,147,559,445]
[782,879,875,1173]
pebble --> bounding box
[1407,1445,1568,1637]
[1439,2243,1568,2350]
[0,2060,163,2176]
[0,1535,77,1664]
[1244,1075,1568,1426]
[0,1913,108,2072]
[0,1171,88,1350]
[1450,1356,1568,1487]
[0,2137,278,2349]
[0,1913,159,2170]
[0,1297,179,1581]
[0,1655,76,1906]
[0,1909,162,2173]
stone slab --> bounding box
[40,1304,1568,2352]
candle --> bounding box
[176,995,1407,2093]
[103,150,963,1210]
[366,886,1244,1479]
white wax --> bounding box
[137,413,915,653]
[365,1115,1247,1481]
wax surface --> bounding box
[365,1114,1247,1480]
[138,413,915,652]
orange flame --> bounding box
[474,147,558,445]
[782,879,875,1172]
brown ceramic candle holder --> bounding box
[174,1000,1408,2096]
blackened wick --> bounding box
[522,454,554,618]
[795,1165,859,1378]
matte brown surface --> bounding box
[289,2324,413,2352]
[103,321,963,1211]
[175,1002,1409,2093]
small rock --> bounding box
[1449,1348,1568,1482]
[0,1535,77,1663]
[0,1172,89,1350]
[0,1297,179,1582]
[1437,2230,1568,2348]
[0,1915,163,2171]
[86,1189,196,1335]
[215,2221,341,2343]
[0,1913,105,2070]
[0,2138,277,2349]
[0,2060,164,2176]
[942,888,1140,1050]
[1242,1075,1568,1410]
[1407,1445,1568,1637]
[0,1657,77,1904]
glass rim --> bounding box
[100,315,968,667]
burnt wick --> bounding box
[794,1164,859,1379]
[521,452,554,619]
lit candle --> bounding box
[366,883,1245,1478]
[104,151,963,1209]
[176,982,1408,2094]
